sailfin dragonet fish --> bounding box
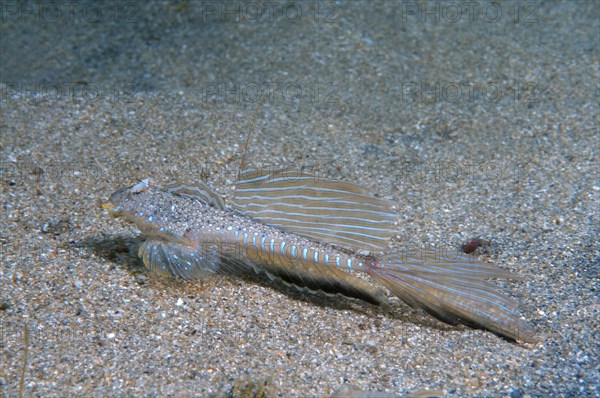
[104,168,535,342]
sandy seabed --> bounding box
[1,1,598,397]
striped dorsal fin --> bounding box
[232,168,398,251]
[161,180,225,209]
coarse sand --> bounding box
[1,1,598,397]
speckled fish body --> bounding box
[105,175,388,304]
[104,169,535,342]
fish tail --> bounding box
[366,249,536,342]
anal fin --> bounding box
[241,248,387,305]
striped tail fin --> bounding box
[367,250,536,342]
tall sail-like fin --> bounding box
[161,180,225,209]
[367,249,535,342]
[232,168,397,251]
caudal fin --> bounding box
[368,249,536,342]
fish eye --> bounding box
[131,178,151,194]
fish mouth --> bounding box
[102,201,123,217]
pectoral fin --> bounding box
[138,239,221,279]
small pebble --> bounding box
[461,238,485,254]
[510,388,524,398]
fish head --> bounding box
[104,178,193,245]
[103,178,153,218]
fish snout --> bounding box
[102,199,123,217]
[103,178,152,217]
